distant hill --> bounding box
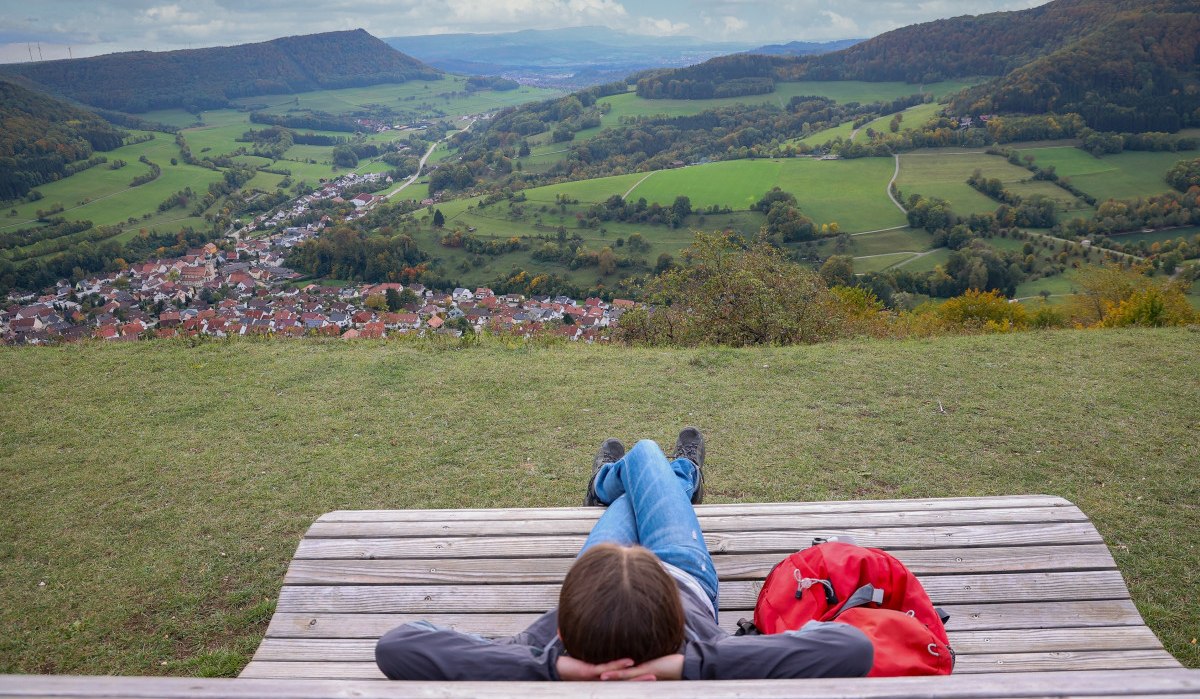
[746,39,861,56]
[0,79,125,201]
[632,0,1200,132]
[0,29,441,114]
[387,26,757,89]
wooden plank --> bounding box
[264,601,1153,639]
[239,661,383,680]
[309,506,1090,535]
[283,545,1117,585]
[316,495,1073,522]
[241,647,1184,680]
[296,530,1110,561]
[274,570,1132,614]
[948,627,1168,654]
[8,670,1200,699]
[250,626,1172,664]
[954,650,1183,673]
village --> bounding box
[1,172,631,346]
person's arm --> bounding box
[682,622,873,680]
[375,621,563,681]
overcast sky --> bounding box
[0,0,1052,64]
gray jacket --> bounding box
[375,578,874,681]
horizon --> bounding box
[0,0,1052,65]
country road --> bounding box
[385,118,474,200]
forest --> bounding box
[631,0,1199,133]
[0,29,441,113]
[0,79,127,201]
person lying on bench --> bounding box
[375,428,873,681]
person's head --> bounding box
[557,543,685,664]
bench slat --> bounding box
[250,627,1170,664]
[275,570,1132,613]
[296,529,1108,561]
[240,646,1184,680]
[283,544,1116,584]
[263,600,1154,639]
[310,506,1089,535]
[14,669,1200,699]
[316,495,1074,522]
[955,650,1182,673]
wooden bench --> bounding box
[241,494,1183,680]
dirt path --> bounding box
[887,155,906,214]
[852,225,909,237]
[622,171,658,200]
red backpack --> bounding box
[748,540,954,677]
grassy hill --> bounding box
[0,329,1196,675]
[0,30,440,114]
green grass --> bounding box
[0,329,1195,675]
[799,101,946,146]
[555,158,907,233]
[1,133,225,238]
[897,151,1091,220]
[852,252,920,272]
[1014,147,1192,203]
[894,247,953,273]
[1109,225,1200,246]
[236,77,561,119]
[597,79,981,130]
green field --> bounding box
[799,101,946,146]
[1,329,1196,675]
[1108,225,1200,247]
[1013,147,1192,203]
[572,158,905,232]
[597,79,981,129]
[237,77,560,118]
[897,151,1092,219]
[1,133,225,238]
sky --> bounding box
[0,0,1052,63]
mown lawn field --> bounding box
[523,158,907,233]
[897,151,1091,219]
[1013,147,1192,203]
[0,329,1195,676]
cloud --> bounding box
[0,0,1057,61]
[635,16,691,36]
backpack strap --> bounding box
[839,583,885,612]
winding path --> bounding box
[886,154,906,214]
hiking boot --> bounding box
[673,426,706,504]
[584,438,625,506]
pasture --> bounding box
[798,100,946,146]
[897,151,1089,219]
[615,158,904,233]
[1,133,225,238]
[1013,147,1192,203]
[597,79,981,129]
[235,77,560,118]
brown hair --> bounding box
[557,543,685,664]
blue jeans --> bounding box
[579,439,719,615]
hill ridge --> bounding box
[0,29,441,114]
